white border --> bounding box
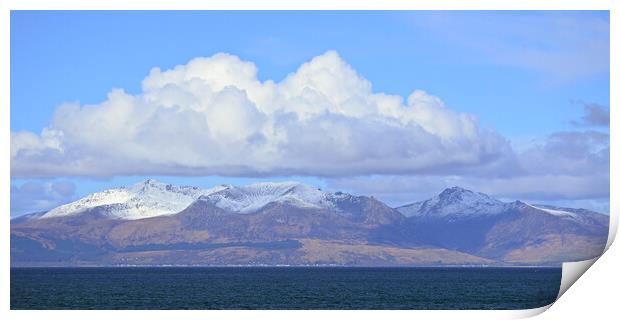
[2,1,617,319]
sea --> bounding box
[10,267,561,310]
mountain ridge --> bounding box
[24,180,608,221]
[11,180,609,267]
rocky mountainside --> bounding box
[10,181,609,266]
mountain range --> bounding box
[10,180,609,266]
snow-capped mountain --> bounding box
[189,181,403,226]
[34,179,404,228]
[38,180,357,220]
[41,179,226,220]
[196,181,338,214]
[38,180,605,224]
[396,187,603,224]
[397,186,507,219]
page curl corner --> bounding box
[556,257,599,301]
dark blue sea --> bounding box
[11,267,561,310]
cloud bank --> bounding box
[11,51,514,178]
[328,128,609,204]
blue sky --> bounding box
[10,11,610,215]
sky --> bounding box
[10,11,610,216]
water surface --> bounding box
[11,267,561,309]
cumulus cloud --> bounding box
[10,181,76,216]
[11,51,514,178]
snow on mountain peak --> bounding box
[439,186,469,195]
[39,179,352,220]
[41,180,225,220]
[197,181,335,214]
[396,187,600,222]
[397,186,506,218]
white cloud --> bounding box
[11,51,514,178]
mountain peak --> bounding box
[442,186,470,193]
[435,186,497,207]
[438,186,475,198]
[142,178,164,186]
[127,179,169,191]
[397,187,505,218]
